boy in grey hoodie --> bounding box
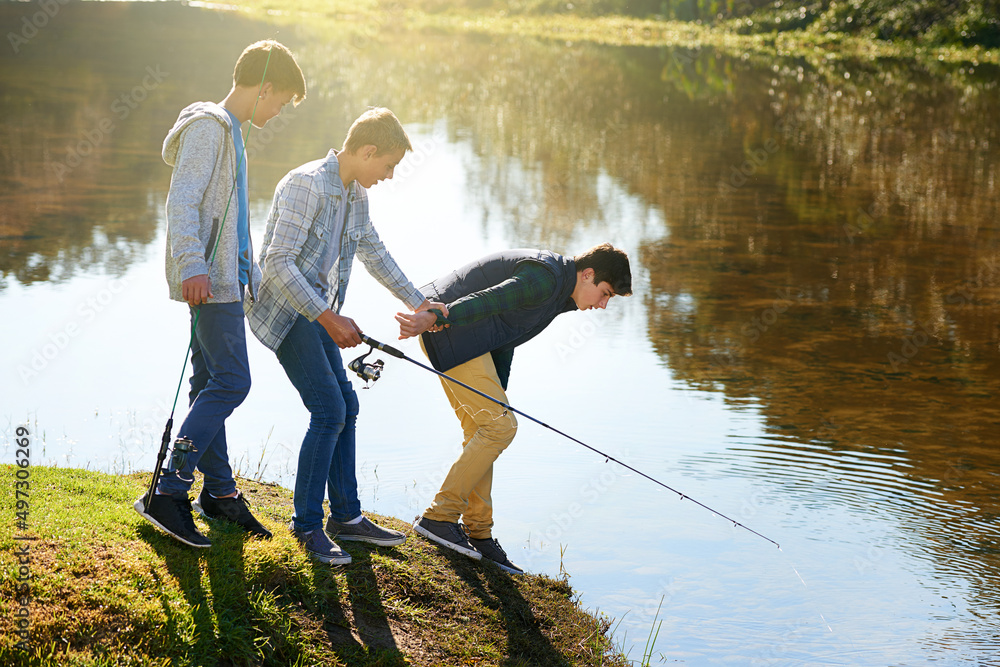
[134,40,306,548]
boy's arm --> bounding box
[166,119,225,300]
[445,264,556,324]
[262,173,330,322]
[355,216,426,310]
[396,263,557,338]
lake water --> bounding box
[2,3,999,664]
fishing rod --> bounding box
[144,46,275,512]
[350,334,780,549]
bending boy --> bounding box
[135,40,305,548]
[397,243,632,574]
[246,107,443,564]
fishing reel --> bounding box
[168,436,196,482]
[349,346,385,388]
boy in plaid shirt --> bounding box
[246,107,443,564]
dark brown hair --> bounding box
[233,40,306,105]
[574,243,632,296]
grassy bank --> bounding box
[201,0,997,65]
[0,466,625,666]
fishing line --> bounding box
[354,334,780,549]
[144,45,275,511]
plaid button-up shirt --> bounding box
[245,150,425,351]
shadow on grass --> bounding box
[305,545,409,666]
[455,560,572,667]
[344,545,402,652]
[140,523,216,662]
[204,527,255,660]
[140,518,278,664]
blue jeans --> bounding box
[277,315,361,531]
[158,301,250,497]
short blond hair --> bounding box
[233,40,306,105]
[342,107,412,156]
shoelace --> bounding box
[450,523,470,543]
[172,495,199,531]
[220,493,252,517]
[487,538,507,559]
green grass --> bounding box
[0,466,625,666]
[197,0,998,65]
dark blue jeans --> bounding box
[158,301,250,497]
[276,315,361,531]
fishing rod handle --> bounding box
[360,334,405,358]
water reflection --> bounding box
[0,2,309,286]
[2,2,1000,661]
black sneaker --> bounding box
[133,492,211,548]
[289,521,352,565]
[470,537,525,575]
[412,516,481,560]
[326,515,407,547]
[192,490,272,539]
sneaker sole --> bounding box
[484,558,525,575]
[289,522,353,565]
[412,519,482,560]
[133,497,211,549]
[329,531,407,547]
[306,550,352,565]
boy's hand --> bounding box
[182,274,213,306]
[395,310,440,339]
[317,310,363,348]
[415,299,449,319]
[413,299,449,333]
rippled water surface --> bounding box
[2,3,999,664]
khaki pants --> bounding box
[421,342,517,539]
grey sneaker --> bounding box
[412,516,481,560]
[133,492,211,548]
[289,521,351,565]
[470,537,524,575]
[326,515,406,547]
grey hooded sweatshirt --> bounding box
[162,102,261,304]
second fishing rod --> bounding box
[350,334,780,549]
